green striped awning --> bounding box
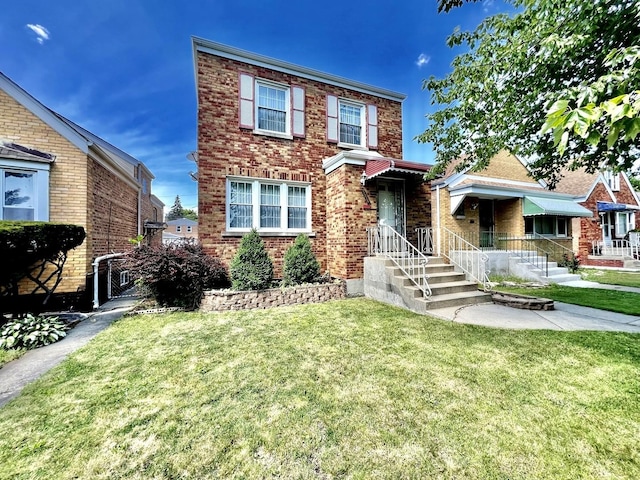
[523,196,593,217]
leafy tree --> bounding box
[230,229,274,291]
[419,0,640,187]
[282,234,320,286]
[182,208,198,221]
[629,174,640,192]
[165,195,184,221]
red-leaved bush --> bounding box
[127,241,229,309]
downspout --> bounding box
[136,165,142,239]
[436,184,441,256]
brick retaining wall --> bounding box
[200,282,346,312]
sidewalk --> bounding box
[429,279,640,332]
[0,295,140,408]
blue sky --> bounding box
[1,0,506,212]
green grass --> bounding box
[0,348,26,368]
[495,284,640,316]
[1,299,639,479]
[581,268,640,288]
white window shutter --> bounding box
[367,104,378,150]
[326,95,338,143]
[292,86,305,138]
[238,72,255,129]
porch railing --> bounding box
[592,239,635,257]
[442,227,491,291]
[532,233,574,264]
[367,225,432,297]
[501,238,550,277]
[415,227,434,255]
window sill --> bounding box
[337,142,367,151]
[222,231,316,238]
[253,129,293,141]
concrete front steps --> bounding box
[364,256,492,314]
[510,255,580,283]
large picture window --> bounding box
[525,216,570,237]
[227,178,311,233]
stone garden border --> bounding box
[200,281,346,312]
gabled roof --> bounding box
[166,218,198,226]
[0,71,152,181]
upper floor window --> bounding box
[1,160,49,221]
[239,73,305,139]
[187,225,193,233]
[257,83,288,133]
[339,101,364,146]
[604,170,620,191]
[326,95,378,150]
[176,225,182,233]
[227,177,311,233]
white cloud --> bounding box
[415,53,430,68]
[26,24,50,44]
[483,0,495,12]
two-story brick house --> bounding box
[0,71,163,307]
[193,38,431,294]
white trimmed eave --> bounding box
[0,73,89,153]
[448,183,577,200]
[322,150,383,175]
[621,172,640,206]
[89,144,140,191]
[192,37,407,102]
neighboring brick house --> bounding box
[0,71,163,304]
[431,151,594,255]
[554,168,640,266]
[193,38,431,293]
[163,217,198,243]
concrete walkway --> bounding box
[0,295,140,408]
[429,279,640,332]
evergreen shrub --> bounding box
[283,234,320,286]
[230,229,274,290]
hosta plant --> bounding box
[0,314,69,350]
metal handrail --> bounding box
[506,238,550,277]
[415,227,434,255]
[592,239,634,257]
[532,233,574,264]
[367,225,431,297]
[441,227,492,291]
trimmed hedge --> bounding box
[0,222,86,309]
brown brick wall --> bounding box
[89,158,139,257]
[196,50,403,277]
[476,150,533,183]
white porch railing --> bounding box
[442,227,492,291]
[367,225,432,297]
[415,227,434,255]
[592,239,638,257]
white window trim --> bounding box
[337,99,367,149]
[0,158,50,221]
[187,225,193,233]
[226,176,312,234]
[254,79,292,139]
[524,216,569,237]
[176,225,182,233]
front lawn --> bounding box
[1,299,639,479]
[581,268,640,288]
[494,284,640,316]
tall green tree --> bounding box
[420,0,640,187]
[165,195,184,221]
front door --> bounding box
[479,199,495,248]
[377,181,404,236]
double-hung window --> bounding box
[227,178,311,233]
[339,101,364,146]
[238,73,306,139]
[257,83,287,134]
[0,159,49,221]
